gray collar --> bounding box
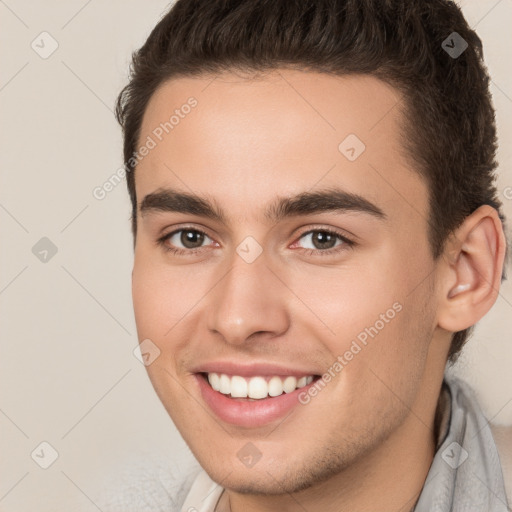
[413,374,510,512]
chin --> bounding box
[198,452,353,496]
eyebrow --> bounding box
[139,187,386,223]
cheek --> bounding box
[131,264,169,338]
[331,277,435,418]
[131,259,200,418]
[289,249,434,376]
[131,250,208,338]
[288,256,402,341]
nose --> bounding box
[206,250,290,346]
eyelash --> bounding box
[156,226,355,257]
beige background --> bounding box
[0,0,511,510]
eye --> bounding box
[157,226,354,257]
[158,228,215,254]
[292,228,354,255]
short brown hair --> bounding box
[115,0,506,361]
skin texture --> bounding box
[131,70,505,512]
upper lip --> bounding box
[192,361,320,378]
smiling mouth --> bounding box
[201,372,319,400]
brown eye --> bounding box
[311,231,337,250]
[298,230,344,251]
[180,230,205,249]
[162,228,213,251]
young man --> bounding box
[115,0,510,510]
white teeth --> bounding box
[219,374,231,395]
[248,377,268,399]
[206,373,315,399]
[208,372,220,391]
[297,376,307,388]
[268,376,283,397]
[283,376,297,393]
[230,375,248,398]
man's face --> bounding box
[132,70,448,494]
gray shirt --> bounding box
[412,374,509,511]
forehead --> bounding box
[135,69,428,225]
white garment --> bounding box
[180,470,224,512]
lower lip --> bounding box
[195,374,316,428]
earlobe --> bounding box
[437,205,506,333]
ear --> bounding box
[437,205,507,333]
